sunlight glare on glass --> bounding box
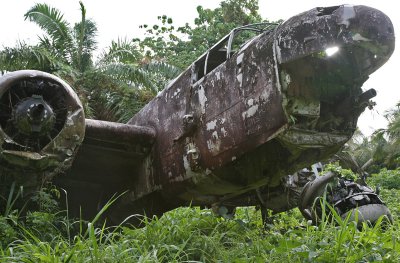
[325,46,339,56]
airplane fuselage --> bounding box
[120,5,394,219]
[0,5,395,224]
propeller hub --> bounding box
[12,95,55,136]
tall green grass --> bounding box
[1,170,400,262]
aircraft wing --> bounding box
[53,119,156,217]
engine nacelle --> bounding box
[0,70,85,192]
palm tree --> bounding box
[372,103,400,169]
[23,2,97,75]
[0,2,181,122]
[99,39,180,89]
[338,103,400,174]
[0,41,56,73]
[90,38,181,122]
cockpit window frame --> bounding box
[192,22,278,83]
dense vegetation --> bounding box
[0,0,400,262]
[0,169,400,262]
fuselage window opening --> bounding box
[192,23,278,83]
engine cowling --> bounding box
[0,70,85,192]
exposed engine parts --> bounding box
[0,71,85,193]
[295,167,392,225]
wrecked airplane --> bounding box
[0,5,395,224]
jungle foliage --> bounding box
[138,0,265,69]
[337,103,400,174]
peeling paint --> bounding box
[220,127,228,137]
[247,98,254,106]
[260,89,270,101]
[236,73,243,86]
[182,154,190,172]
[352,33,371,42]
[236,53,244,65]
[242,104,259,119]
[197,85,208,114]
[206,120,218,131]
[173,88,181,98]
[211,131,219,140]
[207,130,221,153]
[280,71,291,91]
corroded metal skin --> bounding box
[0,5,395,224]
[123,5,394,218]
[56,119,157,219]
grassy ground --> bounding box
[1,170,400,262]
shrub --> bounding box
[324,162,357,181]
[368,168,400,189]
[0,216,17,247]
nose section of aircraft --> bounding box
[275,5,395,67]
[348,5,395,45]
[341,5,395,73]
[273,5,395,133]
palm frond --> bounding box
[24,3,73,58]
[100,63,158,92]
[142,60,181,80]
[0,42,57,73]
[384,104,400,141]
[100,89,147,122]
[72,19,98,72]
[71,2,97,73]
[75,70,151,122]
[80,20,98,53]
[98,38,142,65]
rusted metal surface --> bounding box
[54,120,157,220]
[84,119,155,152]
[127,5,394,213]
[0,5,395,225]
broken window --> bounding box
[192,23,277,83]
